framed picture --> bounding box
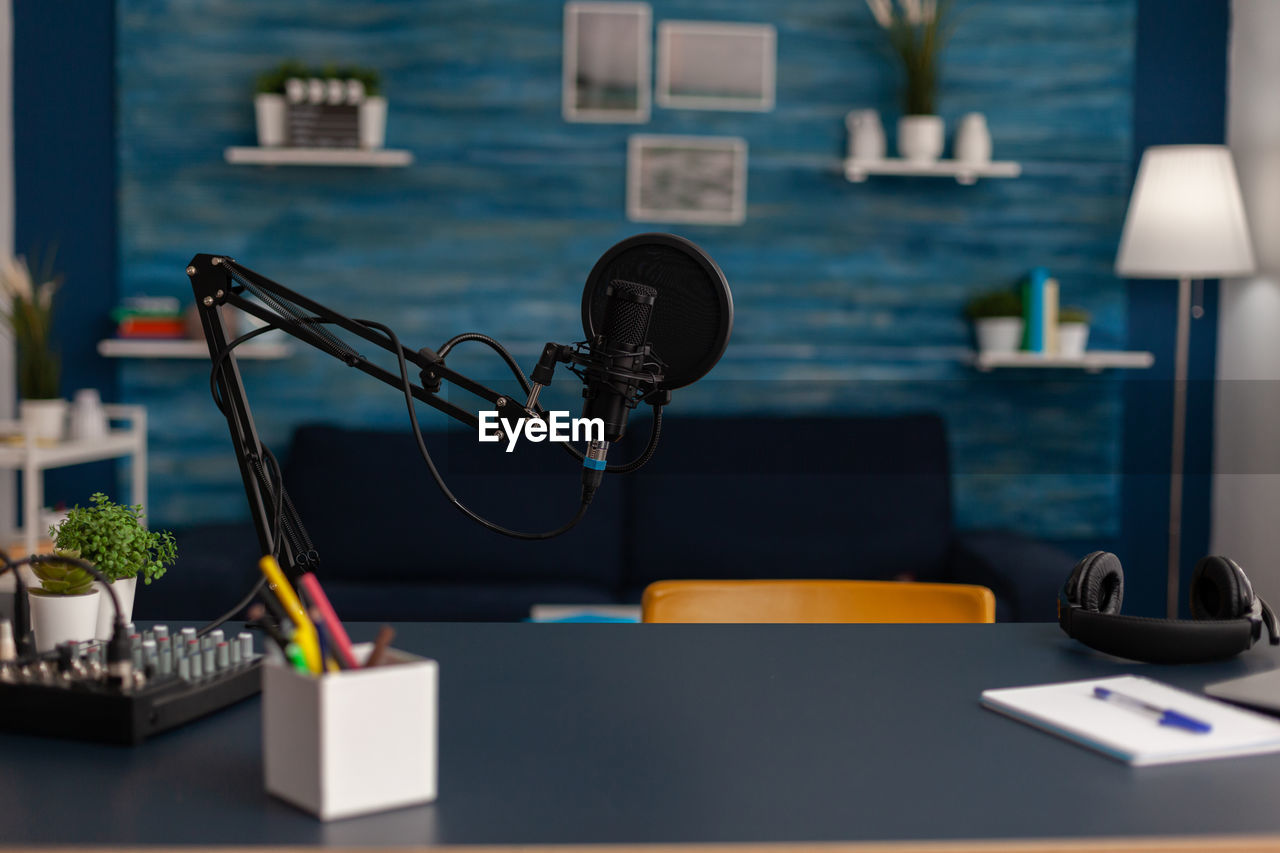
[627,135,748,226]
[656,21,776,112]
[562,2,651,123]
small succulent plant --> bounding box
[31,550,95,596]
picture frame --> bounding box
[656,21,776,112]
[627,135,748,226]
[562,2,651,123]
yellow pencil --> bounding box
[258,555,322,674]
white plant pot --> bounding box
[19,398,67,443]
[1058,323,1090,358]
[974,317,1025,354]
[359,96,387,149]
[255,93,287,147]
[94,575,137,641]
[897,115,945,164]
[846,109,886,160]
[28,588,101,653]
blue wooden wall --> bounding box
[116,0,1136,537]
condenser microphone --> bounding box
[581,279,658,443]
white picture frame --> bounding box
[627,135,748,226]
[562,2,651,123]
[656,21,776,112]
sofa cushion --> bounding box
[281,424,624,591]
[621,414,954,589]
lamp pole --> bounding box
[1167,274,1191,618]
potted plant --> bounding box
[350,66,386,149]
[865,0,952,163]
[0,252,64,442]
[27,552,99,652]
[1058,306,1092,358]
[50,492,177,641]
[966,290,1024,354]
[254,60,308,147]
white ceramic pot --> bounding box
[1058,323,1090,358]
[975,317,1025,354]
[846,109,886,160]
[254,93,287,147]
[897,115,945,163]
[19,398,67,443]
[69,388,109,442]
[954,112,992,165]
[28,588,100,653]
[360,96,387,149]
[94,575,137,641]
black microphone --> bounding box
[578,279,658,497]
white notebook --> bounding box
[981,674,1280,766]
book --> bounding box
[981,674,1280,766]
[1043,277,1059,355]
[1021,267,1050,352]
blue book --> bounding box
[1022,267,1049,352]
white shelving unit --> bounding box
[844,158,1021,184]
[973,350,1154,373]
[224,147,413,167]
[97,339,292,360]
[0,405,147,561]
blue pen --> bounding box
[1093,686,1212,734]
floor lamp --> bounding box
[1115,145,1255,618]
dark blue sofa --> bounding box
[140,414,1073,623]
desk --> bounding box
[1,623,1279,851]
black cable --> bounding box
[437,332,533,395]
[365,317,590,540]
[198,577,266,638]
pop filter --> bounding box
[581,233,732,390]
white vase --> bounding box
[360,96,387,149]
[19,398,67,443]
[974,318,1025,354]
[93,575,137,641]
[254,93,287,147]
[28,588,101,653]
[845,109,886,160]
[954,112,992,165]
[897,115,945,163]
[1058,323,1090,358]
[69,388,109,442]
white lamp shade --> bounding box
[1116,145,1256,279]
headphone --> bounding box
[1058,551,1280,663]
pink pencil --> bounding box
[298,573,360,669]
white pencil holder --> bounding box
[262,643,438,821]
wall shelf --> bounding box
[97,339,292,360]
[974,350,1154,373]
[844,158,1021,184]
[224,147,414,167]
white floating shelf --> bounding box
[224,146,414,167]
[98,339,292,360]
[974,350,1154,373]
[844,158,1021,184]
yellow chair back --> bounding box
[641,579,996,624]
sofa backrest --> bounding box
[282,424,625,591]
[620,414,954,592]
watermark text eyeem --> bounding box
[478,411,603,452]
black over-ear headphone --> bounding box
[1058,551,1280,663]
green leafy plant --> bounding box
[1059,306,1092,325]
[254,61,381,96]
[965,290,1022,320]
[255,59,310,94]
[866,0,952,115]
[30,550,95,596]
[50,493,177,585]
[0,251,61,399]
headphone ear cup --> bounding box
[1191,556,1253,620]
[1069,551,1124,614]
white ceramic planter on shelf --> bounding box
[19,398,67,443]
[69,388,109,442]
[254,93,287,147]
[94,575,136,641]
[28,588,100,652]
[360,97,387,149]
[846,109,886,160]
[974,318,1025,354]
[1058,323,1090,358]
[897,115,945,163]
[954,112,992,165]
